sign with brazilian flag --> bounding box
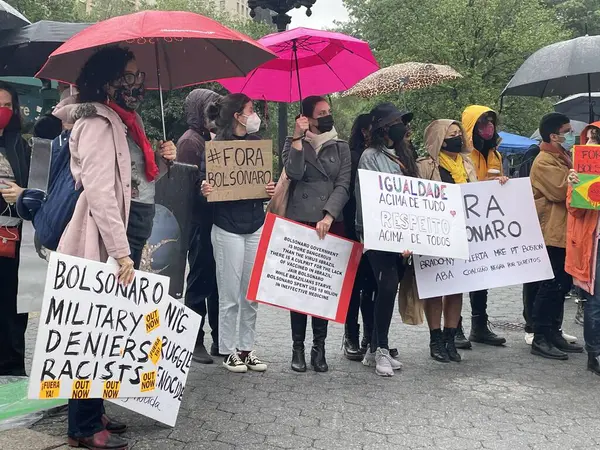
[571,145,600,210]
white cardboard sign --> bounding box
[29,253,170,400]
[113,297,201,427]
[358,169,469,258]
[414,179,554,298]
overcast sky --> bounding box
[289,0,349,30]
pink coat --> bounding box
[53,101,132,262]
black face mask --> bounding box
[443,136,463,153]
[317,115,334,133]
[388,123,407,144]
[112,84,145,111]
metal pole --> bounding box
[293,39,303,115]
[588,73,594,124]
[154,40,171,177]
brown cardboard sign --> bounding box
[205,140,273,202]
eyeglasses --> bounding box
[121,71,146,87]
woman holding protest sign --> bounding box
[565,122,600,377]
[0,81,31,377]
[355,103,415,377]
[201,93,275,374]
[417,119,509,363]
[53,46,176,450]
[281,95,351,373]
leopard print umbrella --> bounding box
[342,62,463,98]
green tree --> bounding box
[7,0,77,22]
[341,0,570,143]
[543,0,600,37]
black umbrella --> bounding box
[0,0,29,31]
[501,35,600,123]
[554,92,600,123]
[0,20,90,77]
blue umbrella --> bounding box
[498,131,538,155]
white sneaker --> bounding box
[561,331,578,344]
[362,350,376,367]
[375,348,394,377]
[243,351,267,372]
[525,333,534,345]
[223,353,247,373]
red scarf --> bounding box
[107,102,159,181]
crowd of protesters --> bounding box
[0,44,598,449]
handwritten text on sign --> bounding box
[29,253,170,400]
[414,179,554,298]
[247,214,363,323]
[358,169,469,259]
[574,145,600,175]
[205,139,273,202]
[114,297,201,427]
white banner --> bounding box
[247,214,363,323]
[29,253,170,400]
[358,169,469,258]
[113,297,201,427]
[414,179,554,298]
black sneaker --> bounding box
[223,353,247,373]
[243,351,267,372]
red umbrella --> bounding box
[36,10,276,138]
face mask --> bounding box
[112,84,145,111]
[560,131,576,151]
[443,136,463,153]
[241,112,261,134]
[478,122,495,140]
[388,123,407,144]
[317,115,335,133]
[0,107,13,130]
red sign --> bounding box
[574,145,600,175]
[247,213,363,323]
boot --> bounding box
[343,324,363,361]
[67,430,128,449]
[210,342,224,357]
[430,329,450,363]
[469,315,506,346]
[360,335,369,355]
[444,328,462,362]
[191,342,213,364]
[310,343,328,372]
[101,414,127,435]
[291,342,306,372]
[550,331,584,353]
[531,334,568,360]
[455,317,472,349]
[588,353,600,376]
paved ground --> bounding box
[9,224,600,449]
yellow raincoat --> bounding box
[462,105,503,180]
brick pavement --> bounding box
[25,284,600,450]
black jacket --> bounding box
[342,147,361,241]
[212,134,266,235]
[0,131,31,218]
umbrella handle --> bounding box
[155,40,172,178]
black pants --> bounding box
[469,290,488,317]
[290,311,328,345]
[0,251,28,375]
[366,251,406,352]
[185,223,219,345]
[523,281,540,333]
[533,246,571,336]
[127,202,155,269]
[345,255,376,340]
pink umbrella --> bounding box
[217,27,379,104]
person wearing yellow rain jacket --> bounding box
[458,105,507,348]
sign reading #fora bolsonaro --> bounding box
[358,169,469,259]
[205,139,273,202]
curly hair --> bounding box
[0,81,22,132]
[588,126,600,144]
[349,113,371,155]
[76,46,135,103]
[206,93,251,141]
[370,124,419,178]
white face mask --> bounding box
[242,112,261,134]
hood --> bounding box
[580,121,600,144]
[423,119,469,162]
[185,89,222,133]
[462,105,497,150]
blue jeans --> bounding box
[67,399,104,438]
[584,247,600,355]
